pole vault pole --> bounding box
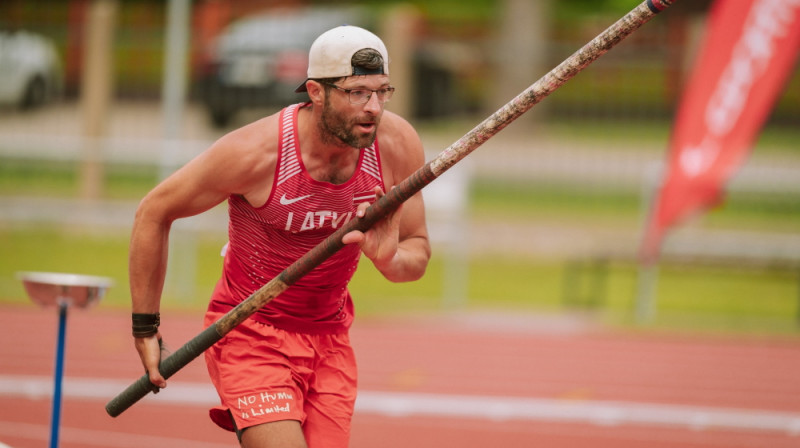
[107,0,677,417]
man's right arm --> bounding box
[129,117,278,387]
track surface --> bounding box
[1,304,799,447]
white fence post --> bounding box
[423,151,472,309]
[161,0,195,303]
[635,161,664,323]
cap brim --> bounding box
[295,79,309,93]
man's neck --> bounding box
[298,106,361,184]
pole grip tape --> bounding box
[105,324,222,417]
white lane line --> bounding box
[3,375,800,435]
[356,392,800,435]
[0,375,218,404]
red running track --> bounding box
[1,304,799,447]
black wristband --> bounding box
[132,313,160,338]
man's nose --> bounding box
[362,91,382,113]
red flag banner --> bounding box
[641,0,800,261]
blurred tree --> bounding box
[489,0,551,123]
[553,0,711,20]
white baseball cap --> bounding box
[295,25,390,93]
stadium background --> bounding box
[1,1,799,447]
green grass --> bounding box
[634,264,800,334]
[470,179,800,233]
[2,137,799,337]
[536,119,798,153]
[0,225,226,311]
[0,160,79,197]
[0,159,160,200]
[470,180,641,223]
[4,158,798,233]
[2,226,798,336]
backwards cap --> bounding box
[295,25,390,93]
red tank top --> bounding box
[208,103,385,334]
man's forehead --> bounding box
[340,74,390,88]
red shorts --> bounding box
[203,311,357,447]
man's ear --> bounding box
[306,80,325,105]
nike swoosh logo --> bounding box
[279,193,313,205]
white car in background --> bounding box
[0,29,63,110]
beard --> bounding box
[318,95,380,149]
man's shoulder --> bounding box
[217,112,282,152]
[380,109,415,133]
[202,112,282,182]
[376,110,425,181]
[378,110,422,152]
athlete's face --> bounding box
[319,75,388,149]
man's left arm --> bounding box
[386,192,431,282]
[344,113,431,282]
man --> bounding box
[129,25,430,447]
